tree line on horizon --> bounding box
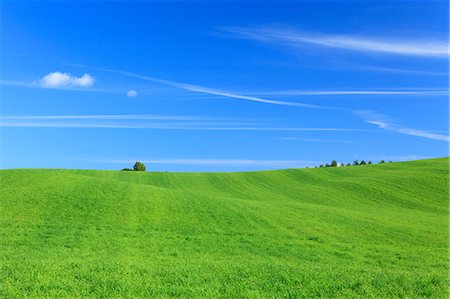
[121,160,392,172]
[311,159,391,168]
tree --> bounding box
[133,161,146,171]
[325,163,330,167]
[353,160,359,166]
[331,160,338,167]
[368,161,372,165]
[379,160,385,164]
[319,164,324,168]
[346,163,351,167]
[360,160,367,165]
[340,163,345,167]
[121,168,133,171]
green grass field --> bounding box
[0,158,448,297]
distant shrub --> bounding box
[133,162,146,171]
[353,160,359,166]
[368,161,373,165]
[121,168,133,171]
[346,163,351,166]
[331,160,338,167]
[360,160,367,165]
[379,160,385,164]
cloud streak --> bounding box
[357,111,450,142]
[69,64,332,109]
[4,64,335,109]
[0,114,205,121]
[279,137,358,143]
[254,89,447,96]
[345,64,449,76]
[0,114,365,132]
[220,26,449,57]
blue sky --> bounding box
[1,0,448,171]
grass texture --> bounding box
[0,158,448,297]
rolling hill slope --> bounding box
[0,158,448,297]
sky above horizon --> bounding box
[1,0,448,171]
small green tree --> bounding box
[379,160,385,164]
[331,160,338,167]
[353,160,359,166]
[346,163,351,166]
[368,161,372,165]
[319,164,324,168]
[325,163,330,167]
[360,160,367,165]
[133,161,146,171]
[121,168,133,171]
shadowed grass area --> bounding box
[0,158,448,297]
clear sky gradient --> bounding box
[1,0,448,171]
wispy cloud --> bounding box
[177,84,324,108]
[0,114,207,121]
[220,26,449,57]
[40,72,94,88]
[0,79,34,88]
[0,114,365,132]
[357,110,450,142]
[254,89,447,96]
[279,137,358,143]
[3,64,337,109]
[0,122,362,132]
[68,64,333,109]
[345,64,449,76]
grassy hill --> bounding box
[0,158,448,297]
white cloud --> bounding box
[127,89,138,97]
[220,26,449,57]
[40,72,94,88]
[357,110,450,142]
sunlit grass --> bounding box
[0,158,448,297]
